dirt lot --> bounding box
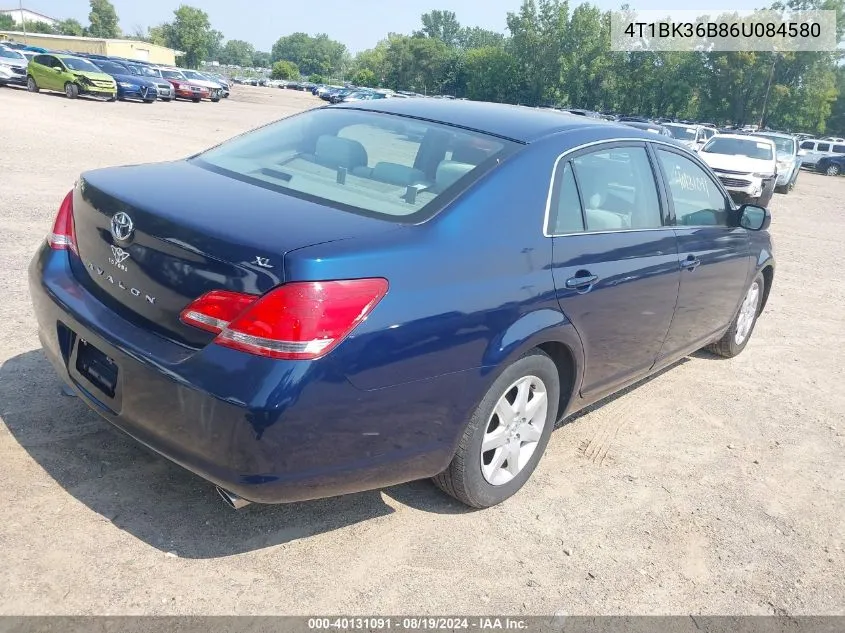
[0,84,843,616]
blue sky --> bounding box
[23,0,763,52]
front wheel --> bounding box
[27,76,39,92]
[64,82,79,99]
[707,272,764,358]
[826,164,841,176]
[192,97,201,103]
[211,97,220,102]
[432,350,560,508]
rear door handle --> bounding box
[565,273,598,289]
[682,256,701,271]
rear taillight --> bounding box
[47,190,78,254]
[180,279,388,360]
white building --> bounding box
[0,7,58,27]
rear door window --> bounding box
[569,146,662,231]
[817,143,831,152]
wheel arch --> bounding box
[759,263,775,312]
[480,308,584,422]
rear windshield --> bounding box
[702,137,774,161]
[194,108,517,222]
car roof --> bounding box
[716,134,775,144]
[332,99,620,143]
[753,131,794,139]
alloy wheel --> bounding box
[827,165,840,176]
[735,281,761,346]
[480,375,548,486]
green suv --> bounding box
[27,53,117,100]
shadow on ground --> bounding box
[0,349,471,559]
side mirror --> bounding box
[53,67,62,72]
[739,203,771,231]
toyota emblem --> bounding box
[110,212,134,242]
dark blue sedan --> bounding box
[29,100,775,509]
[89,58,157,103]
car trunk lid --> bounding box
[68,160,395,346]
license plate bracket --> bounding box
[75,339,118,399]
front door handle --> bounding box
[682,255,701,271]
[565,273,599,289]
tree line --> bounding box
[4,0,842,134]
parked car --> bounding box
[0,45,28,87]
[121,62,174,101]
[200,72,230,97]
[29,100,774,510]
[177,68,223,101]
[26,53,116,100]
[159,68,210,102]
[815,154,845,176]
[620,120,672,136]
[798,139,845,169]
[698,134,777,206]
[752,132,801,193]
[664,123,718,151]
[88,58,157,103]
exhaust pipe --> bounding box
[216,486,251,510]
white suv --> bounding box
[799,139,845,168]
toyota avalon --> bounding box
[29,100,774,509]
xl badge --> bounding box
[110,212,134,242]
[109,245,130,270]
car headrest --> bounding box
[314,135,368,171]
[435,160,475,190]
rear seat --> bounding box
[433,160,475,192]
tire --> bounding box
[27,76,39,92]
[211,97,220,102]
[707,272,765,358]
[826,164,841,176]
[432,350,560,508]
[192,97,201,103]
[64,82,78,99]
[161,97,172,102]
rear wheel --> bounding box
[211,97,220,102]
[433,350,560,508]
[707,272,764,358]
[192,97,201,103]
[64,82,79,99]
[826,164,841,176]
[27,76,39,92]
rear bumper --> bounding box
[29,246,471,504]
[0,69,26,85]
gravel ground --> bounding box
[0,84,843,616]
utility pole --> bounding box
[20,0,28,44]
[759,52,777,130]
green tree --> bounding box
[383,34,450,94]
[465,46,518,102]
[252,50,271,68]
[24,21,57,34]
[56,18,85,36]
[415,10,463,47]
[0,14,16,30]
[459,27,505,49]
[271,32,347,77]
[158,5,222,68]
[351,68,376,86]
[219,39,254,66]
[309,73,325,83]
[88,0,120,38]
[271,60,299,80]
